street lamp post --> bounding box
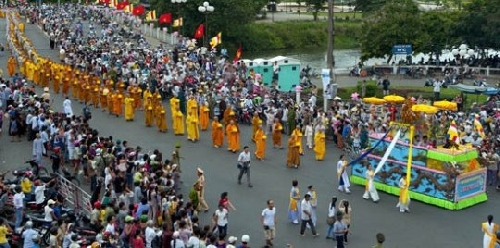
[198,1,214,48]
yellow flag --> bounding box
[209,32,222,49]
[173,18,183,27]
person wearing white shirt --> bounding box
[63,97,73,117]
[145,221,156,248]
[186,228,201,248]
[214,204,229,236]
[299,194,318,236]
[44,199,57,222]
[237,146,252,187]
[13,188,25,229]
[261,199,276,247]
[34,181,47,206]
[171,231,186,248]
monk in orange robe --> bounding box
[212,117,224,148]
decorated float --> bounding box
[350,98,487,210]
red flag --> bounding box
[233,45,242,63]
[132,5,145,16]
[194,24,204,39]
[116,1,128,10]
[158,13,172,24]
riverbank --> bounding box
[242,20,361,52]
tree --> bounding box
[354,0,386,14]
[418,11,461,55]
[150,0,267,43]
[305,0,326,21]
[454,0,500,49]
[359,0,424,61]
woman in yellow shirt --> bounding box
[0,218,12,247]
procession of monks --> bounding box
[11,54,326,164]
[6,8,327,165]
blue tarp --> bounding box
[450,84,499,95]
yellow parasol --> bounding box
[383,95,405,104]
[412,104,438,114]
[363,97,386,105]
[433,100,458,111]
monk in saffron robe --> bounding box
[212,117,224,148]
[254,122,266,160]
[226,119,240,153]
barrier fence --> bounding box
[58,174,92,216]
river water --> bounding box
[247,48,386,74]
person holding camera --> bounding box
[261,199,276,247]
[237,146,252,187]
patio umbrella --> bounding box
[363,97,386,105]
[383,95,405,104]
[433,100,458,111]
[412,104,438,114]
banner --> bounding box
[374,129,401,174]
[321,69,332,100]
[455,168,487,201]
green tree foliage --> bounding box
[304,0,326,21]
[150,0,267,40]
[359,0,423,61]
[454,0,500,49]
[418,11,461,55]
[354,0,386,13]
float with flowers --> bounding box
[350,97,487,210]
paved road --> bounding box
[1,14,499,248]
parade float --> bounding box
[350,97,487,210]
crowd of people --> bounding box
[1,2,500,248]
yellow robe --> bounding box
[124,97,135,121]
[251,116,262,141]
[174,110,185,135]
[92,87,100,108]
[272,123,283,147]
[254,128,266,160]
[292,128,304,154]
[187,99,198,116]
[170,98,180,120]
[186,114,200,141]
[62,78,70,96]
[114,95,124,116]
[212,121,224,147]
[286,135,301,167]
[145,97,154,127]
[200,105,210,131]
[313,132,326,160]
[157,107,168,132]
[226,123,240,152]
[7,56,16,76]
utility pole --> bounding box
[326,0,336,111]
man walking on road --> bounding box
[237,146,252,187]
[261,199,276,247]
[300,194,319,237]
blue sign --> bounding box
[392,44,413,55]
[455,170,486,201]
